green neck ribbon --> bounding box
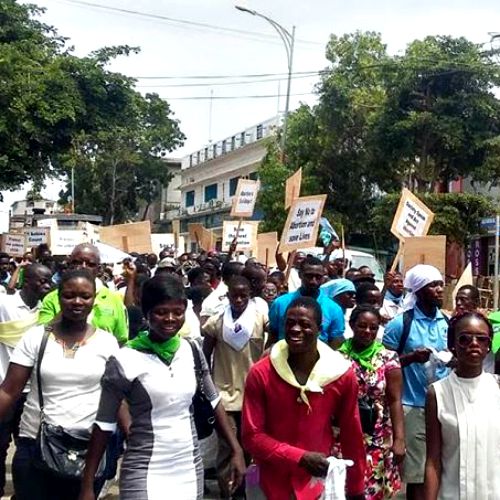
[339,338,385,371]
[127,331,181,365]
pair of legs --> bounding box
[403,406,426,500]
[12,437,102,500]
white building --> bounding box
[164,117,279,252]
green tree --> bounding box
[374,36,500,191]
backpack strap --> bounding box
[397,309,414,355]
[36,328,51,415]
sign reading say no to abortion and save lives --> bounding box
[391,188,435,241]
[280,195,327,252]
[230,179,259,217]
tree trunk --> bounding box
[109,160,118,225]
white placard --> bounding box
[51,230,86,256]
[230,179,260,217]
[279,195,327,252]
[36,218,58,230]
[24,227,50,248]
[2,234,25,257]
[151,233,186,256]
[82,222,100,245]
[222,221,259,251]
[391,188,434,241]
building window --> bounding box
[213,144,218,158]
[256,124,263,140]
[189,155,193,167]
[204,147,209,161]
[229,177,240,196]
[231,136,236,150]
[240,132,246,146]
[204,184,218,202]
[222,140,226,154]
[249,172,258,181]
[196,151,201,164]
[185,190,195,207]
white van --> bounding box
[300,247,385,290]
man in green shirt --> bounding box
[39,243,128,345]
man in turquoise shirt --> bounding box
[269,256,345,348]
[383,264,449,500]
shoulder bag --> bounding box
[186,338,216,440]
[34,328,106,479]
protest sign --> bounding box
[2,234,25,257]
[279,195,327,252]
[222,221,259,252]
[51,230,86,256]
[285,168,302,210]
[82,223,100,245]
[188,224,214,252]
[403,235,446,275]
[391,188,434,241]
[100,221,152,253]
[36,218,58,230]
[230,179,259,217]
[257,232,278,267]
[452,262,473,304]
[24,227,50,249]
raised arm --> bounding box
[424,387,441,500]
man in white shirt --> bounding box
[0,263,52,497]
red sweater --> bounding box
[242,356,366,500]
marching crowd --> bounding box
[0,242,499,500]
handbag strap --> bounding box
[36,328,51,414]
[186,338,203,390]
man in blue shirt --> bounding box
[383,264,449,500]
[269,256,345,348]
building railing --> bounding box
[182,116,279,170]
[161,199,232,220]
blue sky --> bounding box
[1,0,499,230]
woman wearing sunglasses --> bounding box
[424,312,500,499]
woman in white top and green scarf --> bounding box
[425,312,500,500]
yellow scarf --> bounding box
[0,311,39,348]
[270,339,351,411]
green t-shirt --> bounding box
[488,311,500,354]
[39,284,128,345]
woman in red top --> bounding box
[242,296,366,500]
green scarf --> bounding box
[339,339,385,371]
[127,331,181,365]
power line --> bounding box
[133,70,325,80]
[135,72,322,88]
[162,92,315,100]
[57,0,323,47]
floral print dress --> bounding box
[333,348,402,499]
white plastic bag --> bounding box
[320,457,353,500]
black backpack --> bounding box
[396,308,449,355]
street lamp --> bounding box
[235,5,295,155]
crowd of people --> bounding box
[0,241,499,500]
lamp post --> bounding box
[235,5,295,155]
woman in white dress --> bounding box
[79,275,246,500]
[424,311,500,500]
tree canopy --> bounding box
[258,31,500,244]
[0,0,184,221]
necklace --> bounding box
[53,324,92,359]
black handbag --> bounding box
[34,329,106,479]
[186,338,216,440]
[358,397,377,435]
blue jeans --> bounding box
[12,437,101,500]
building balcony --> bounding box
[161,200,232,221]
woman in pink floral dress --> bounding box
[337,305,405,499]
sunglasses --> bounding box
[456,333,491,348]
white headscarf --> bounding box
[402,264,443,311]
